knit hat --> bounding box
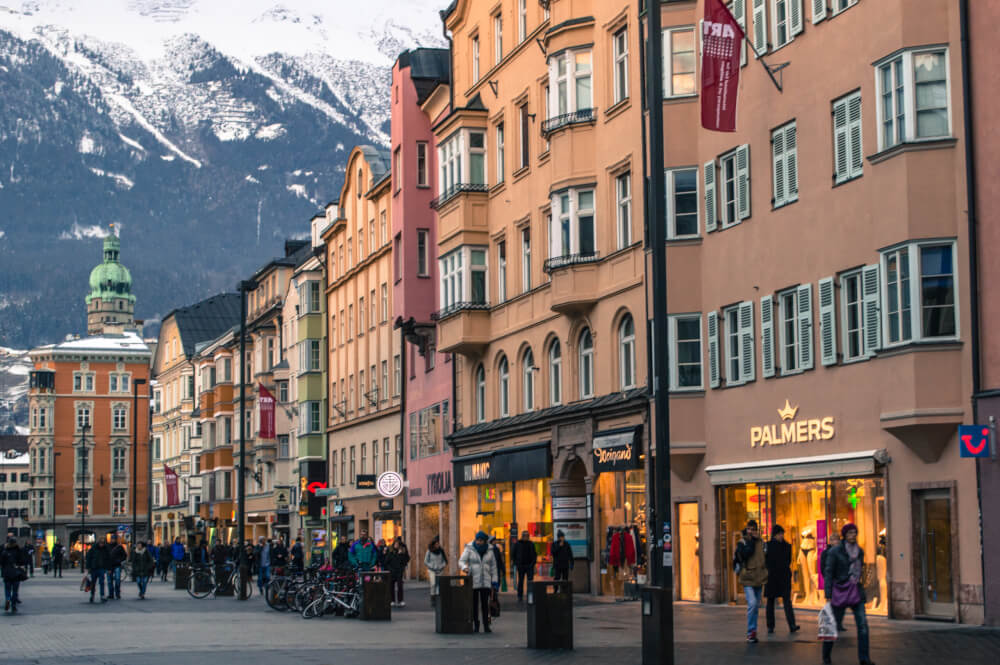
[772,524,785,536]
[475,531,489,541]
[557,530,565,538]
[841,523,858,540]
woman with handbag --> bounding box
[821,523,875,665]
[1,537,27,613]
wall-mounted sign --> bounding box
[377,471,404,498]
[356,474,376,490]
[426,471,452,496]
[750,400,835,448]
[453,442,552,487]
[592,426,643,473]
[959,425,993,458]
[378,499,394,510]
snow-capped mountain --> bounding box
[0,0,447,349]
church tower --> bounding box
[85,227,136,335]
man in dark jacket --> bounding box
[2,538,27,613]
[822,523,874,665]
[332,540,351,570]
[270,539,289,569]
[130,541,156,599]
[511,530,537,601]
[52,540,65,578]
[291,537,305,571]
[764,525,799,634]
[85,541,110,603]
[108,535,128,600]
[551,531,574,581]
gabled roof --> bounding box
[169,293,241,358]
[398,48,450,105]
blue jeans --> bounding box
[744,586,763,635]
[136,576,149,596]
[822,602,870,662]
[4,579,20,606]
[258,565,270,590]
[107,566,122,598]
[89,568,106,599]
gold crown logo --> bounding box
[778,399,799,421]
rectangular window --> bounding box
[663,27,696,97]
[384,437,391,472]
[112,447,126,473]
[876,48,950,151]
[370,289,376,329]
[496,122,505,183]
[519,103,530,169]
[518,0,527,42]
[278,435,290,459]
[711,145,749,229]
[494,13,503,65]
[416,142,429,188]
[881,242,957,345]
[548,188,596,262]
[833,92,863,183]
[665,167,698,239]
[380,211,387,246]
[725,307,741,385]
[370,221,376,256]
[437,130,487,197]
[548,49,593,118]
[416,229,430,277]
[340,449,346,485]
[358,297,365,333]
[772,121,798,207]
[670,315,703,390]
[778,289,799,373]
[439,246,488,312]
[521,228,531,292]
[613,27,628,104]
[76,406,91,431]
[393,355,401,396]
[381,360,388,401]
[722,301,755,385]
[472,35,480,81]
[381,283,388,322]
[109,374,118,392]
[841,271,865,361]
[497,241,507,302]
[112,489,127,516]
[394,146,402,192]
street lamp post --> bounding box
[78,423,90,558]
[132,378,147,571]
[236,279,256,600]
[51,451,61,546]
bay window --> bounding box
[547,188,596,267]
[881,241,957,345]
[546,49,593,127]
[439,246,488,314]
[437,129,488,202]
[875,48,950,151]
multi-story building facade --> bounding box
[150,293,239,546]
[390,47,455,574]
[437,0,648,595]
[323,147,403,548]
[1,450,30,540]
[27,332,151,550]
[656,0,983,624]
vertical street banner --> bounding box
[258,383,276,440]
[701,0,745,132]
[164,464,179,506]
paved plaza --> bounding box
[1,574,998,664]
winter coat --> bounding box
[822,543,867,603]
[764,538,792,596]
[211,545,229,565]
[332,542,351,569]
[424,549,448,574]
[86,545,111,571]
[257,544,271,568]
[270,543,289,567]
[170,542,185,562]
[491,544,506,580]
[291,542,304,565]
[52,544,65,562]
[131,548,156,577]
[348,539,378,570]
[1,545,26,580]
[384,546,410,580]
[109,544,128,567]
[511,539,537,570]
[458,542,498,590]
[736,536,768,588]
[551,540,574,571]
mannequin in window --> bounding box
[797,529,817,603]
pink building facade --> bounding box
[389,48,456,575]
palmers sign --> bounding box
[751,400,835,448]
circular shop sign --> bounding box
[377,471,403,498]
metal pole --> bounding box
[237,280,254,599]
[641,0,674,662]
[147,401,153,545]
[133,379,146,557]
[80,424,88,560]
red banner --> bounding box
[164,464,179,506]
[701,0,745,132]
[258,383,276,440]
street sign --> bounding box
[314,488,339,497]
[959,425,992,458]
[377,471,403,498]
[117,525,131,533]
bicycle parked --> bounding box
[301,568,361,619]
[187,561,252,600]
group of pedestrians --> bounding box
[735,519,874,665]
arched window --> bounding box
[579,329,594,399]
[475,365,486,423]
[522,349,535,412]
[549,340,562,406]
[619,314,636,390]
[498,355,510,418]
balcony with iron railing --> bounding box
[545,251,602,315]
[432,302,492,356]
[541,108,597,135]
[430,182,488,210]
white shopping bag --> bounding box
[818,602,838,641]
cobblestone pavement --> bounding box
[1,574,998,664]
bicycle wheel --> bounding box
[231,573,253,599]
[265,578,287,611]
[294,584,320,612]
[187,571,213,599]
[301,596,324,619]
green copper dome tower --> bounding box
[85,227,136,335]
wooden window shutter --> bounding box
[785,123,798,202]
[752,0,767,57]
[848,93,863,178]
[761,295,775,378]
[704,160,718,232]
[707,311,720,388]
[812,0,827,23]
[862,263,881,357]
[833,97,849,183]
[772,129,786,206]
[736,144,751,220]
[790,0,805,35]
[797,283,814,370]
[739,301,755,382]
[818,277,837,366]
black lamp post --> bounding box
[51,451,61,545]
[78,423,90,557]
[132,378,147,560]
[236,278,257,599]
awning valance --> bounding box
[704,449,890,486]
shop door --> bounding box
[677,502,700,601]
[916,490,954,618]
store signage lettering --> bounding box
[464,461,491,483]
[427,471,452,495]
[750,400,835,448]
[592,428,643,472]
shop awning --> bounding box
[704,449,890,486]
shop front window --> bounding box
[596,469,647,597]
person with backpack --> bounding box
[734,519,768,643]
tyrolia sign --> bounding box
[750,400,835,448]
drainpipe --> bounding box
[441,11,454,111]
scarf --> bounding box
[845,542,862,583]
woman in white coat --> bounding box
[459,531,498,633]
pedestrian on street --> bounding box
[511,530,537,601]
[169,537,185,581]
[51,540,65,578]
[85,540,110,603]
[348,530,378,571]
[764,525,800,635]
[822,523,875,665]
[821,531,849,633]
[24,542,35,578]
[256,538,271,595]
[551,531,573,582]
[423,536,448,601]
[291,537,305,572]
[459,531,498,633]
[735,519,768,643]
[385,537,410,607]
[130,541,156,600]
[2,537,27,613]
[108,535,127,600]
[41,547,51,575]
[332,538,351,571]
[489,536,506,589]
[270,538,288,572]
[238,542,253,599]
[375,539,387,570]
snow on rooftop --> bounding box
[0,451,29,465]
[35,331,151,354]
